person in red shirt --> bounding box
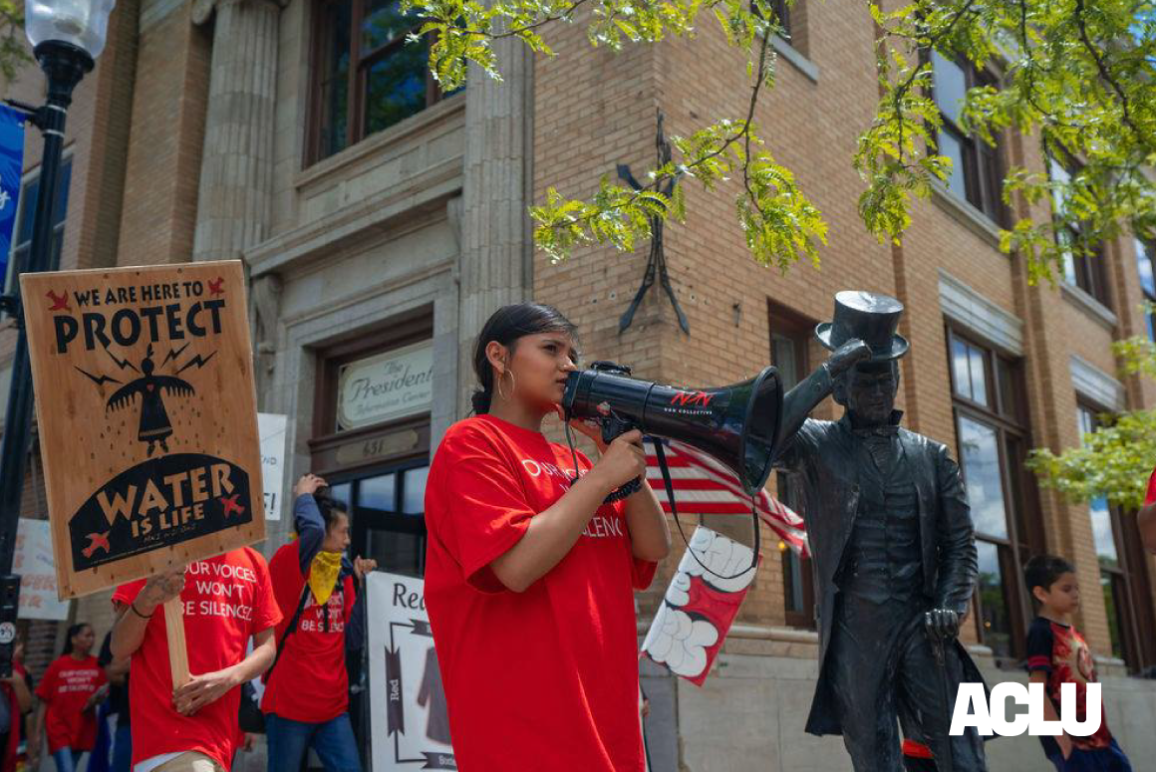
[1137,466,1156,553]
[261,472,376,772]
[108,548,282,772]
[425,302,671,771]
[2,638,34,772]
[33,623,107,772]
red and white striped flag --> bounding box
[645,439,809,557]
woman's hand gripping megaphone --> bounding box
[555,404,646,503]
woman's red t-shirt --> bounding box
[111,547,281,770]
[424,414,656,771]
[34,654,106,753]
[261,540,356,723]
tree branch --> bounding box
[1073,0,1150,147]
[879,0,980,167]
[457,0,595,39]
[742,29,774,216]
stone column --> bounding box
[191,0,281,263]
[457,37,535,415]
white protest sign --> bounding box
[15,519,71,620]
[367,572,455,771]
[258,413,288,521]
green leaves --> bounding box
[0,0,30,84]
[530,179,665,263]
[862,0,1156,279]
[853,45,948,245]
[1028,407,1156,511]
[1029,320,1156,511]
[419,0,807,266]
[420,0,1156,285]
[531,113,826,270]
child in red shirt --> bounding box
[261,473,375,772]
[425,303,671,771]
[1024,554,1132,772]
[34,623,107,772]
[108,548,281,772]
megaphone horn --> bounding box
[562,362,784,496]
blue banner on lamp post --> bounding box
[0,105,24,293]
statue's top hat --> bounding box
[815,291,909,361]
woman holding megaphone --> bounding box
[424,302,670,771]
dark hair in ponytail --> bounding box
[62,623,91,657]
[292,488,349,537]
[472,303,578,414]
[313,489,349,531]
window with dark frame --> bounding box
[929,51,1004,224]
[770,0,791,37]
[1048,155,1111,308]
[326,460,430,579]
[1076,403,1152,672]
[308,0,460,165]
[2,159,72,298]
[755,0,807,56]
[949,328,1037,664]
[769,306,816,629]
[1135,238,1156,341]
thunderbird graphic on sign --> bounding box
[105,346,197,456]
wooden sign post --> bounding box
[164,598,191,688]
[21,261,265,684]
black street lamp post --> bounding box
[0,0,113,676]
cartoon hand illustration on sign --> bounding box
[683,526,756,592]
[643,525,759,686]
[665,572,693,607]
[644,608,719,679]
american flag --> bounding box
[645,439,809,557]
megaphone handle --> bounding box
[601,415,633,446]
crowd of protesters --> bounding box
[3,469,376,772]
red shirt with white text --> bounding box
[112,547,281,769]
[424,414,656,771]
[261,540,356,723]
[35,655,106,753]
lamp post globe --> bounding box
[25,0,115,63]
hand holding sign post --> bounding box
[20,261,265,687]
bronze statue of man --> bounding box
[774,291,986,772]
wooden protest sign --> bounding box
[20,261,265,606]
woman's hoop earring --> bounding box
[497,369,516,402]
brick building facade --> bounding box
[1,0,1155,769]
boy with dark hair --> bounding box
[1023,554,1132,772]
